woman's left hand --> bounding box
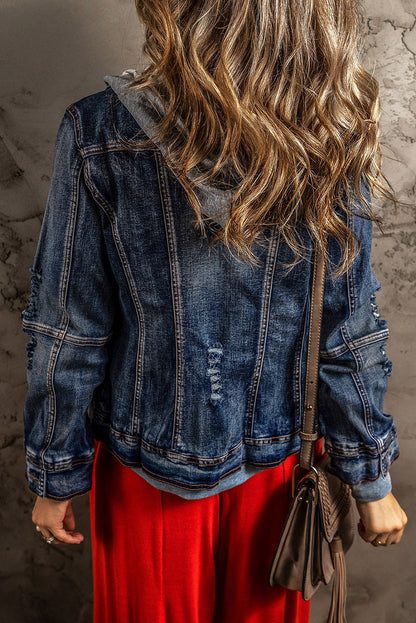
[355,491,407,547]
[32,496,84,545]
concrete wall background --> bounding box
[1,1,414,621]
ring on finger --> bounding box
[42,534,56,544]
[36,525,57,544]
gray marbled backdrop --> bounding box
[0,1,414,622]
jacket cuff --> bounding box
[25,453,94,501]
[349,470,392,502]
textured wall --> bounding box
[312,3,416,620]
[1,1,414,622]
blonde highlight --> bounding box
[125,0,399,278]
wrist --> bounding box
[350,471,392,503]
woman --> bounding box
[24,1,407,622]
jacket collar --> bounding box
[103,70,235,228]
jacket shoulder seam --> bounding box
[65,105,83,153]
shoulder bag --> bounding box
[269,242,356,623]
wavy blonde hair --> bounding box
[126,0,398,277]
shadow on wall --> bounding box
[0,1,142,621]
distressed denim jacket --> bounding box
[21,70,399,502]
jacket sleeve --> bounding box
[317,175,399,501]
[21,108,118,500]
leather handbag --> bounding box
[269,242,356,623]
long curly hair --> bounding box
[125,0,398,277]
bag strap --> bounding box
[299,240,327,470]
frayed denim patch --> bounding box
[369,293,380,324]
[26,333,37,370]
[370,294,393,376]
[207,343,223,405]
[24,267,42,320]
[380,345,393,376]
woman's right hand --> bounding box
[355,491,408,546]
[32,495,84,545]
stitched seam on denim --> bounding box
[294,297,309,429]
[82,160,146,437]
[325,430,397,457]
[350,370,383,457]
[245,228,280,438]
[44,158,81,465]
[244,428,301,444]
[22,319,113,345]
[142,436,242,465]
[130,448,305,490]
[155,151,184,451]
[92,414,244,465]
[66,106,83,151]
[341,323,363,370]
[70,96,157,159]
[337,450,399,487]
[26,452,95,471]
[348,210,356,317]
[26,471,39,483]
[320,328,390,358]
[38,135,84,480]
[80,143,156,157]
[31,484,92,501]
[93,414,303,467]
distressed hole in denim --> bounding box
[382,448,394,474]
[24,267,42,320]
[380,345,393,376]
[26,334,37,370]
[207,343,223,405]
[369,293,380,324]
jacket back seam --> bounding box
[294,296,309,429]
[244,228,281,438]
[154,151,185,451]
[81,158,146,438]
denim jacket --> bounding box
[21,70,399,502]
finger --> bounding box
[375,532,390,546]
[63,502,76,532]
[384,531,399,546]
[386,528,404,546]
[36,523,83,545]
[37,526,61,543]
[357,521,366,541]
[35,523,53,537]
[357,521,379,544]
[357,521,373,543]
[52,527,84,545]
[362,531,382,545]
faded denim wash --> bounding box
[21,71,399,502]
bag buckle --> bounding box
[292,463,319,503]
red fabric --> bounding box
[90,439,323,623]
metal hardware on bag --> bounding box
[292,463,319,502]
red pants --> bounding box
[90,440,322,623]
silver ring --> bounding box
[41,534,56,544]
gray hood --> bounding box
[103,69,235,228]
